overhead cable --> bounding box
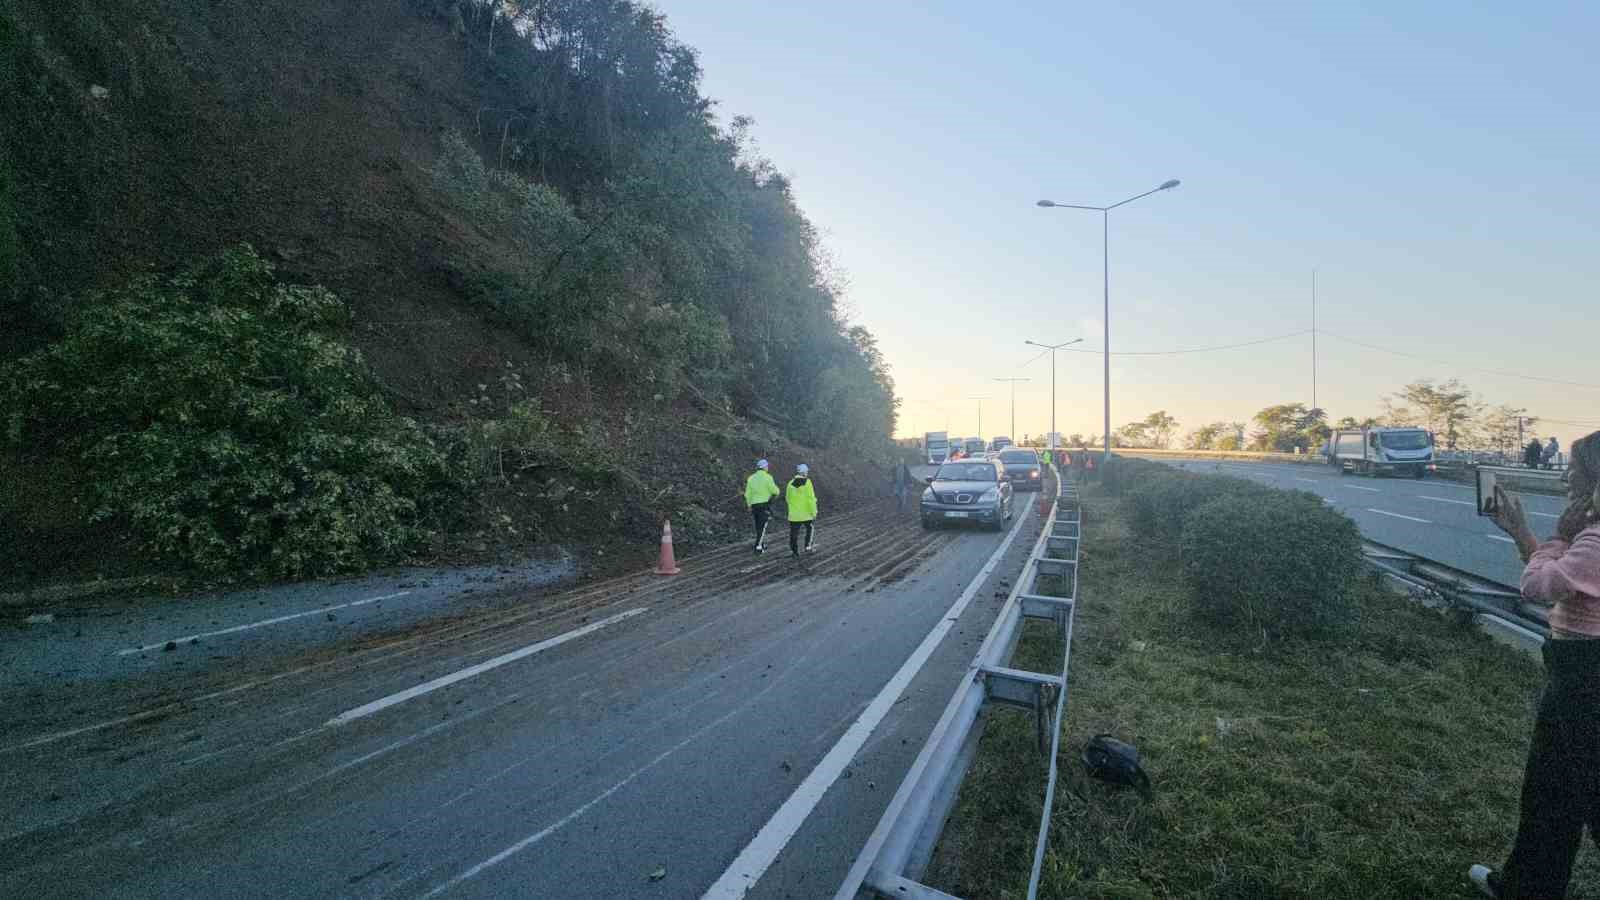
[1318,330,1600,391]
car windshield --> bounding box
[999,450,1038,463]
[1381,431,1430,450]
[936,463,995,482]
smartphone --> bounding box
[1476,467,1499,517]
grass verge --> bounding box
[925,482,1597,899]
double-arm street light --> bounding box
[993,377,1030,443]
[1023,338,1083,449]
[1037,179,1180,460]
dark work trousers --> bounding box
[789,520,814,555]
[750,502,772,548]
[1500,638,1600,899]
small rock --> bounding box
[780,760,792,773]
[648,866,666,882]
[189,638,199,645]
[88,84,109,100]
[326,613,337,622]
[868,781,876,791]
[162,641,177,652]
[842,768,853,779]
[25,613,54,625]
[1130,640,1147,652]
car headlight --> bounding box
[980,488,999,502]
[1029,469,1039,478]
[922,488,935,502]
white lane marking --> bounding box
[1345,485,1380,492]
[701,496,1038,900]
[1366,508,1432,524]
[325,607,648,726]
[1294,477,1318,483]
[1487,535,1516,544]
[117,592,412,656]
[420,696,757,900]
[1419,495,1474,506]
[1530,511,1559,519]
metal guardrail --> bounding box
[1361,538,1549,640]
[835,468,1082,900]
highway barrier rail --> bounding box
[835,468,1081,900]
[1363,538,1548,646]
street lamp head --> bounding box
[1160,179,1180,190]
[1036,200,1056,208]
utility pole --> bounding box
[968,395,990,442]
[1023,338,1083,449]
[1312,268,1318,413]
[993,377,1030,442]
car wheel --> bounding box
[921,517,934,530]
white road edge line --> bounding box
[700,495,1038,900]
[1345,485,1381,492]
[1366,508,1432,524]
[1487,534,1516,544]
[117,591,413,656]
[1418,495,1474,506]
[325,607,649,726]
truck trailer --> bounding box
[1328,427,1434,478]
[925,431,950,465]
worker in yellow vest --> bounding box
[744,459,780,554]
[785,463,819,558]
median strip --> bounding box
[325,606,649,726]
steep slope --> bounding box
[0,0,905,588]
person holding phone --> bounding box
[1470,431,1600,898]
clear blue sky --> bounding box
[658,0,1600,449]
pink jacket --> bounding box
[1523,525,1600,637]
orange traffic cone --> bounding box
[653,519,681,575]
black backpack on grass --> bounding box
[1082,733,1152,798]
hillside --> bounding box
[0,0,902,588]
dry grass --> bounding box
[926,484,1598,899]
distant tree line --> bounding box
[1105,378,1544,457]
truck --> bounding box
[1328,426,1434,478]
[925,431,950,465]
[989,435,1013,452]
[962,437,987,458]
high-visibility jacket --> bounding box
[745,470,780,507]
[785,476,818,522]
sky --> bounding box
[656,1,1600,450]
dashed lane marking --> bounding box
[325,607,649,726]
[1365,508,1432,524]
[118,592,413,656]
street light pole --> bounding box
[968,395,990,442]
[1038,179,1180,460]
[993,377,1030,442]
[1023,339,1083,448]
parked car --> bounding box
[996,448,1043,491]
[920,457,1014,531]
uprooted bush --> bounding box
[0,245,462,580]
[1179,491,1365,641]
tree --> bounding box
[1141,410,1178,449]
[1067,433,1086,447]
[1250,403,1326,452]
[1185,422,1228,450]
[1389,379,1481,449]
[1481,406,1536,458]
[1215,423,1246,451]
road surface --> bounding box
[1156,458,1568,586]
[0,484,1048,899]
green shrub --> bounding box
[1128,472,1271,542]
[1100,454,1167,494]
[1179,492,1364,641]
[0,245,461,579]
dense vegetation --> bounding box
[1,247,461,578]
[0,0,900,583]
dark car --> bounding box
[996,448,1044,491]
[920,458,1014,531]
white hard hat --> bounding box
[797,463,809,475]
[756,459,769,469]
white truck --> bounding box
[925,431,950,465]
[1328,426,1434,478]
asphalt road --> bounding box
[1156,458,1569,586]
[0,484,1048,899]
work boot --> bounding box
[754,542,764,554]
